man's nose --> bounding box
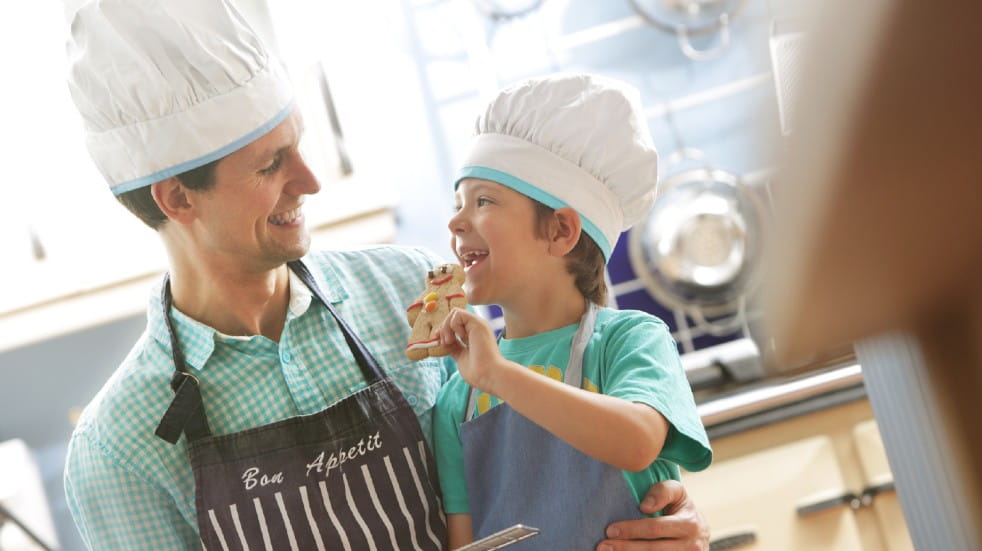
[286,151,321,195]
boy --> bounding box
[432,74,713,549]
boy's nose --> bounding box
[448,210,467,233]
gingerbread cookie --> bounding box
[405,263,467,360]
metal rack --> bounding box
[402,0,781,370]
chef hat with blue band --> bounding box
[66,0,294,195]
[455,74,659,261]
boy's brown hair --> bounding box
[532,201,608,306]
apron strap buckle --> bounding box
[155,371,212,445]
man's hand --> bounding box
[597,480,709,551]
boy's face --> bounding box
[449,178,552,306]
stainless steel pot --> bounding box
[628,163,767,334]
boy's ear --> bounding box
[151,177,195,224]
[548,207,583,257]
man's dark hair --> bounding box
[115,159,220,230]
[531,201,608,306]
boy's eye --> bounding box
[477,197,492,206]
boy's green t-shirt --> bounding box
[432,307,713,514]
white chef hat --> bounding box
[455,73,658,261]
[66,0,294,195]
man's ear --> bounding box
[150,177,195,224]
[548,207,583,257]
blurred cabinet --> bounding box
[684,435,865,550]
[853,420,913,551]
[684,399,914,551]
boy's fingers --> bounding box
[446,309,470,346]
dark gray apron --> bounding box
[460,302,645,549]
[155,260,447,550]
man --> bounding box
[63,1,710,549]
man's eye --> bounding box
[259,157,282,175]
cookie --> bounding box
[405,263,467,360]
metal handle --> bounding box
[797,489,862,517]
[314,61,353,176]
[677,14,731,61]
[797,479,895,517]
[709,528,757,550]
[689,295,749,337]
[861,479,896,502]
[0,503,58,551]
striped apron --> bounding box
[155,260,447,550]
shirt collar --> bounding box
[147,257,349,372]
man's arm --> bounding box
[65,431,201,550]
[598,480,709,551]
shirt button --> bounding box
[407,395,418,406]
[281,351,292,363]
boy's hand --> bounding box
[437,308,511,394]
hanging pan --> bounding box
[629,149,768,336]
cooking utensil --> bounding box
[627,0,746,60]
[629,155,767,335]
[470,0,545,20]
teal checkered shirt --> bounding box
[64,246,455,549]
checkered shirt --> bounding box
[64,245,455,549]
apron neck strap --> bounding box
[563,301,599,387]
[287,260,386,384]
[155,273,212,444]
[155,260,386,445]
[464,301,600,422]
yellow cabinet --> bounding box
[683,399,914,550]
[683,435,865,550]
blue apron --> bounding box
[460,302,645,549]
[155,260,447,550]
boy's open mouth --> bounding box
[459,249,488,270]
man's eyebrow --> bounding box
[255,126,304,163]
[255,144,290,164]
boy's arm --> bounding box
[437,308,668,472]
[490,360,668,471]
[448,514,475,549]
[433,374,477,547]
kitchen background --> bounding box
[0,1,913,550]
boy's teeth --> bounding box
[461,250,488,266]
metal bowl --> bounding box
[629,167,766,321]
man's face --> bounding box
[186,111,321,271]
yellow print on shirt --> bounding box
[475,366,600,415]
